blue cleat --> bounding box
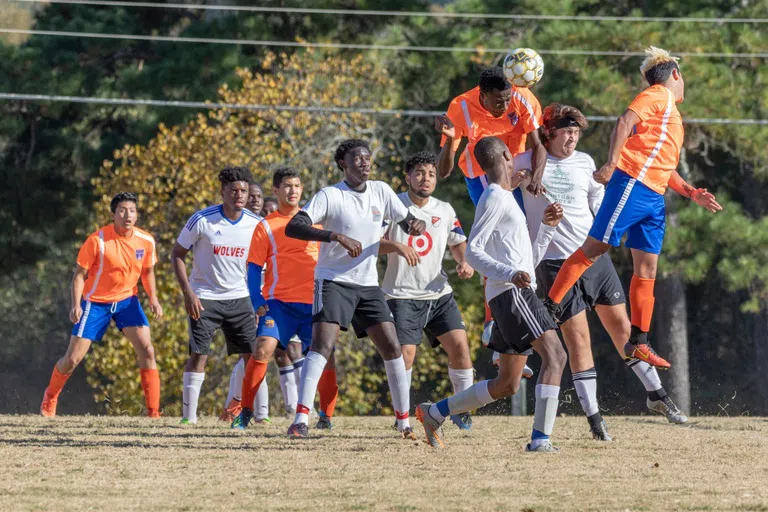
[231,408,253,430]
[450,412,473,431]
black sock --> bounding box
[648,389,668,402]
[629,326,648,345]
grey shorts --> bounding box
[188,297,256,356]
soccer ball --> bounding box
[502,48,545,88]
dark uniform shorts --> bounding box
[488,287,557,356]
[188,297,256,356]
[312,279,394,337]
[387,293,466,347]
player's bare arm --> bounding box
[435,115,457,178]
[594,109,640,184]
[527,130,548,196]
[449,241,474,279]
[668,171,723,213]
[379,238,420,267]
[140,266,163,319]
[170,242,204,320]
[69,264,87,324]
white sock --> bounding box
[293,351,326,425]
[429,380,494,421]
[182,372,205,423]
[448,367,474,394]
[628,360,663,392]
[292,357,305,389]
[406,367,413,389]
[572,368,599,417]
[225,358,245,408]
[279,364,298,414]
[384,356,411,431]
[531,384,560,448]
[254,378,269,420]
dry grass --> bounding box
[0,414,766,511]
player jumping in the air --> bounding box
[41,192,163,417]
[232,167,339,430]
[379,151,476,430]
[544,47,722,369]
[171,167,261,424]
[284,139,427,439]
[417,136,566,451]
[519,103,687,439]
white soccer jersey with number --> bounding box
[382,192,467,300]
[177,205,261,300]
[517,149,604,261]
[302,180,409,287]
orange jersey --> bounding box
[77,224,157,303]
[247,211,320,304]
[618,84,684,195]
[442,86,542,178]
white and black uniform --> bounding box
[382,193,467,346]
[518,150,625,323]
[301,180,409,334]
[466,184,557,355]
[177,205,261,355]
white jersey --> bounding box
[302,180,409,287]
[382,192,467,300]
[177,205,261,300]
[517,149,604,261]
[466,184,556,302]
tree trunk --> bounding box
[753,300,768,414]
[654,276,691,413]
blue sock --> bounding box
[531,428,549,441]
[436,399,450,418]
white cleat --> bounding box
[647,396,688,424]
[492,351,533,379]
[526,439,560,453]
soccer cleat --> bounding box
[624,341,671,369]
[492,352,533,379]
[587,414,613,441]
[543,297,561,323]
[316,411,333,430]
[415,402,445,448]
[400,426,418,441]
[40,395,57,417]
[287,422,309,439]
[231,408,253,430]
[218,398,242,423]
[253,417,272,425]
[179,418,196,425]
[647,396,688,424]
[526,439,560,453]
[450,412,473,431]
[147,409,161,419]
[481,320,494,347]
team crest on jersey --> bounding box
[265,319,275,328]
[508,112,519,126]
[135,249,144,260]
[431,216,442,227]
[371,206,382,222]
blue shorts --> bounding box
[72,296,149,342]
[465,174,525,214]
[257,299,313,352]
[589,169,666,255]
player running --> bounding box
[379,151,476,430]
[41,192,163,417]
[284,139,426,439]
[171,167,261,424]
[544,47,722,369]
[232,167,339,430]
[417,136,566,451]
[519,103,687,439]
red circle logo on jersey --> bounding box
[408,232,433,257]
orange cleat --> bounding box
[218,399,242,422]
[624,342,671,369]
[40,394,57,418]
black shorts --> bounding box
[536,253,625,323]
[488,287,557,356]
[188,297,256,356]
[313,279,393,337]
[387,293,466,348]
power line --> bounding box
[1,93,766,126]
[2,28,766,59]
[11,0,768,24]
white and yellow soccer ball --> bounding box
[502,48,545,88]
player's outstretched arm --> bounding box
[668,171,723,213]
[449,241,474,279]
[594,109,640,184]
[526,130,548,197]
[170,242,204,320]
[69,265,87,324]
[141,266,163,319]
[435,114,457,178]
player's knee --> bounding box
[61,354,82,372]
[139,342,156,361]
[495,376,520,397]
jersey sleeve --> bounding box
[302,189,330,225]
[383,185,409,223]
[446,206,467,246]
[143,236,157,268]
[247,222,270,267]
[585,155,605,215]
[440,98,467,150]
[177,214,203,250]
[510,89,542,134]
[465,195,518,282]
[627,87,665,122]
[76,234,99,270]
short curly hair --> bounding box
[334,139,370,170]
[405,151,436,174]
[110,192,138,213]
[218,166,253,186]
[272,167,301,188]
[478,66,510,94]
[541,103,588,143]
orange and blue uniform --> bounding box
[72,224,157,341]
[442,85,542,207]
[247,210,320,351]
[589,84,684,254]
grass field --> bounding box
[1,414,766,511]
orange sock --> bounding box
[44,366,71,400]
[483,277,492,323]
[548,248,594,304]
[241,358,269,412]
[140,368,161,413]
[318,368,339,418]
[630,275,656,332]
